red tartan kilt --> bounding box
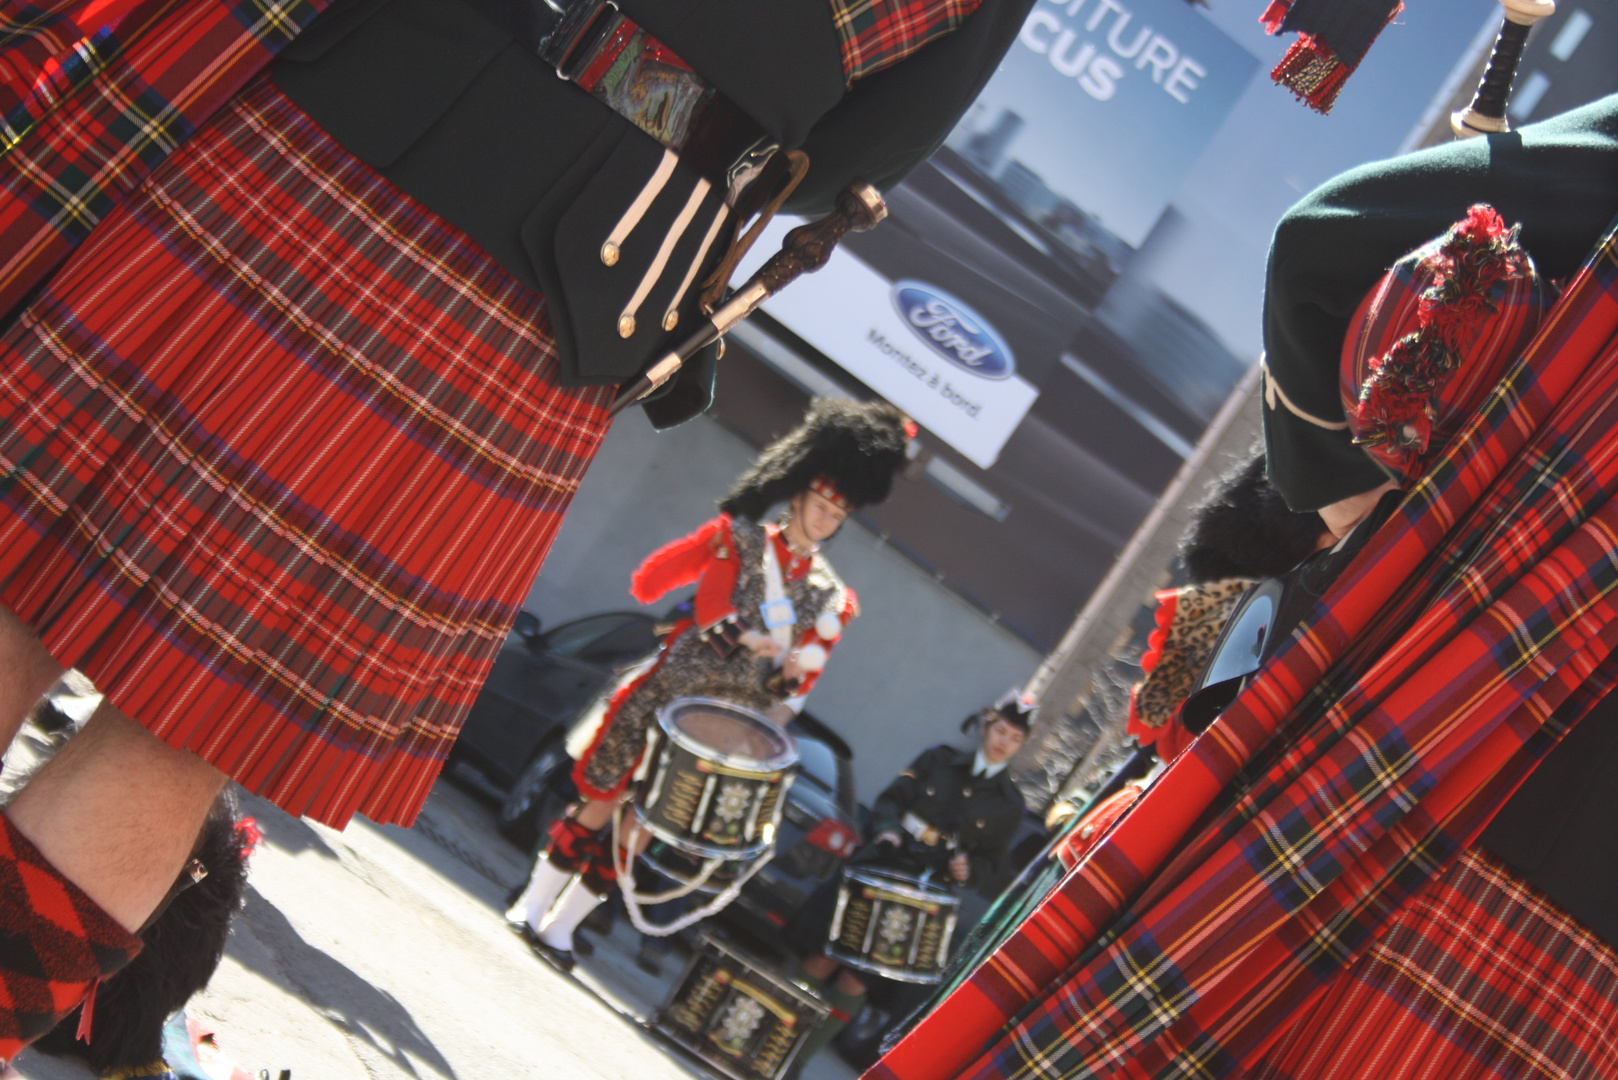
[0,81,612,828]
[1252,848,1618,1080]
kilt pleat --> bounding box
[1252,848,1618,1080]
[0,80,613,828]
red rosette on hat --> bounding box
[1340,204,1552,482]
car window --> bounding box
[541,614,632,658]
[791,734,838,792]
[578,617,659,664]
[834,753,857,818]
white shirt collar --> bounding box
[973,750,1009,778]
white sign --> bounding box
[742,218,1038,469]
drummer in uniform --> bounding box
[506,399,911,967]
[788,698,1031,1065]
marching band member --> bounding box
[507,399,910,968]
[787,699,1030,1068]
[0,0,1030,1051]
[873,94,1618,1080]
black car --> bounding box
[450,608,663,844]
[637,712,862,953]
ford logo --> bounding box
[890,282,1015,380]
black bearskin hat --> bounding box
[1180,445,1329,583]
[718,398,910,521]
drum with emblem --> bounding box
[652,931,831,1080]
[636,697,798,860]
[825,867,961,983]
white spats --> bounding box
[505,856,573,931]
[536,880,606,952]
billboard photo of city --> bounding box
[738,0,1498,648]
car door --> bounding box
[455,612,657,788]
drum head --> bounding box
[658,698,797,771]
[845,867,956,905]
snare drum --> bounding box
[652,931,831,1080]
[825,867,960,984]
[636,697,798,860]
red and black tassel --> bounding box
[1262,0,1404,114]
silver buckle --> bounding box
[540,0,621,82]
[725,136,781,208]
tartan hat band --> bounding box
[808,476,852,510]
[1340,204,1552,482]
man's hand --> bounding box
[739,630,781,658]
[949,853,970,884]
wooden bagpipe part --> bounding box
[607,181,888,416]
[1451,0,1555,138]
[752,182,888,294]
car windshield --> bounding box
[792,734,838,792]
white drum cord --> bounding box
[611,802,774,937]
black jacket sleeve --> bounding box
[1262,93,1618,512]
[786,0,1038,217]
[869,745,952,839]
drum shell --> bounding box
[653,932,831,1080]
[825,868,960,984]
[637,697,798,861]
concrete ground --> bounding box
[7,732,861,1080]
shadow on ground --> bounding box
[232,885,458,1080]
[249,799,340,861]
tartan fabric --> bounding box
[829,0,981,85]
[0,812,143,1060]
[546,817,604,875]
[1252,848,1618,1080]
[0,82,613,828]
[0,0,113,119]
[0,0,328,321]
[0,0,157,161]
[544,818,618,894]
[872,219,1618,1080]
[1340,205,1551,480]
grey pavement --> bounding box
[8,737,861,1080]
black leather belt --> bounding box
[466,0,777,201]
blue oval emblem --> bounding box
[890,282,1015,380]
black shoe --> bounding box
[529,936,576,973]
[582,901,616,934]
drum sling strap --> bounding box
[759,533,796,655]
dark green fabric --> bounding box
[1263,93,1618,511]
[788,0,1036,217]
